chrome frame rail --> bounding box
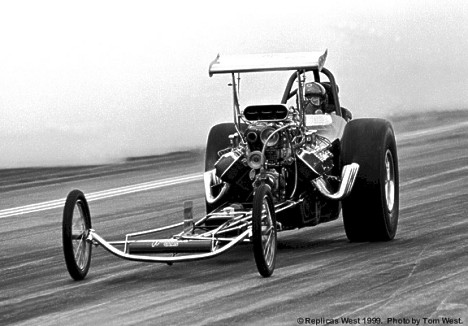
[88,228,251,263]
[85,198,303,264]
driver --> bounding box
[303,82,328,115]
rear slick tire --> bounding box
[252,184,277,277]
[62,189,92,280]
[341,118,399,242]
[204,123,238,214]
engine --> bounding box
[244,123,293,167]
[213,107,335,201]
[296,131,335,180]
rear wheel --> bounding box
[204,123,238,213]
[341,118,399,242]
[252,184,277,277]
[62,189,92,280]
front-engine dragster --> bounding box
[62,50,399,280]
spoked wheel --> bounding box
[62,189,92,280]
[252,184,277,277]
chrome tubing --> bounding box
[312,163,359,200]
[87,228,251,263]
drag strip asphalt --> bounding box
[0,112,467,325]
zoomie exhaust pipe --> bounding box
[312,163,359,200]
[204,169,230,204]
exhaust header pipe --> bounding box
[312,163,359,200]
[204,169,230,204]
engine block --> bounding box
[296,136,334,180]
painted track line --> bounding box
[0,173,202,219]
[397,120,468,142]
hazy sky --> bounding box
[0,0,467,167]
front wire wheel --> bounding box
[252,184,277,277]
[62,190,92,280]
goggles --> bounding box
[305,96,322,106]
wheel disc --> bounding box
[384,149,396,213]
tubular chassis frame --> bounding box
[85,200,299,264]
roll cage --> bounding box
[208,51,343,134]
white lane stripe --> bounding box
[397,120,468,142]
[401,165,468,188]
[0,173,202,219]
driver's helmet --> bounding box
[304,82,327,114]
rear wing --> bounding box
[209,50,328,76]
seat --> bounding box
[319,81,336,111]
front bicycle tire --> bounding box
[62,189,92,281]
[252,184,277,277]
